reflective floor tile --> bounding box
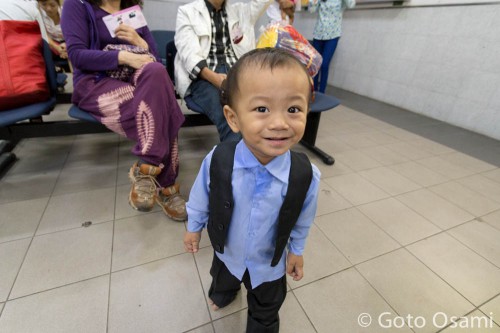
[36,188,115,235]
[357,249,474,333]
[408,232,500,306]
[396,189,474,230]
[0,239,31,302]
[112,212,185,271]
[315,181,352,217]
[358,198,441,245]
[10,222,112,299]
[448,220,500,267]
[108,254,210,333]
[0,276,108,333]
[294,268,413,333]
[324,173,390,206]
[315,208,400,264]
[0,198,48,243]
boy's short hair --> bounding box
[220,47,314,108]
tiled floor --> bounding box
[1,87,500,332]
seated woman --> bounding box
[37,0,69,67]
[62,0,187,221]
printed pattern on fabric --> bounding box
[310,0,354,40]
[136,101,155,155]
[132,65,147,86]
[207,3,238,70]
[97,85,134,136]
[168,137,179,181]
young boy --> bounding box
[184,48,321,333]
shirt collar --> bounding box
[234,140,291,184]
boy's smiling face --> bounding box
[223,62,310,165]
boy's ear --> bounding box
[223,105,240,134]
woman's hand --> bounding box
[118,51,154,69]
[114,24,149,50]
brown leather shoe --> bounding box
[156,184,187,222]
[129,162,161,212]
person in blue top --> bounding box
[184,48,321,333]
[309,0,355,93]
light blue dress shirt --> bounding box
[187,141,321,288]
[309,0,356,40]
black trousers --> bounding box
[209,253,287,333]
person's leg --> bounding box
[243,272,287,333]
[126,63,185,187]
[317,37,340,93]
[187,66,241,142]
[73,63,186,217]
[127,63,186,220]
[208,253,242,309]
[312,39,325,92]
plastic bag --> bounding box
[256,22,322,77]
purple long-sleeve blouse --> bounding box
[61,0,159,85]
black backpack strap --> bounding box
[207,141,238,254]
[271,151,313,267]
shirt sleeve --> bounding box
[288,163,321,255]
[191,59,208,80]
[174,4,210,80]
[61,0,119,72]
[186,149,215,233]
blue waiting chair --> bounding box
[0,40,58,175]
[151,30,175,67]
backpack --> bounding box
[207,141,313,267]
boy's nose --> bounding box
[268,112,289,129]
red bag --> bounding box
[0,21,50,111]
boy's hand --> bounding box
[286,253,304,281]
[184,231,202,253]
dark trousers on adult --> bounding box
[312,37,340,93]
[187,64,241,142]
[209,254,287,333]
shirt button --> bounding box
[218,224,224,230]
[224,201,231,208]
[215,244,222,252]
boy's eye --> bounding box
[288,107,301,113]
[256,106,269,113]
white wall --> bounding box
[325,4,500,140]
[143,0,182,31]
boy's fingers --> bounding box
[293,266,304,281]
[184,241,199,253]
